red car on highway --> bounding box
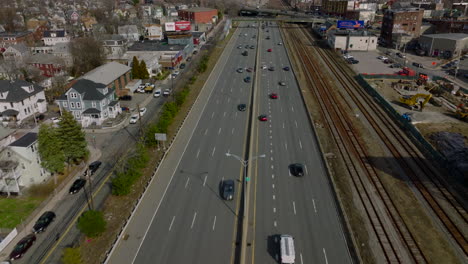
[269,93,278,99]
[258,115,268,121]
[267,48,272,52]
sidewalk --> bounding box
[0,145,102,259]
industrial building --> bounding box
[178,7,218,24]
[418,33,468,58]
[327,30,377,51]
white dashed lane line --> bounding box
[211,112,215,119]
[305,164,308,175]
[299,140,302,149]
[191,212,197,229]
[323,248,328,264]
[203,175,207,187]
[211,147,216,156]
[169,216,175,231]
[185,178,190,189]
[292,201,296,215]
[212,216,217,231]
[285,143,288,150]
[313,199,317,213]
[232,128,235,135]
[218,127,222,135]
[196,149,200,159]
[204,129,208,135]
[295,120,298,128]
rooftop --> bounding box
[422,33,468,41]
[81,62,131,85]
[128,41,186,52]
[182,7,217,12]
[10,132,37,147]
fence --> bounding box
[355,74,462,176]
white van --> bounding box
[154,89,161,97]
[280,235,295,264]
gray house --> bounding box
[55,79,121,127]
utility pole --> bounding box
[136,104,143,137]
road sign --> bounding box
[246,177,250,182]
[155,133,167,141]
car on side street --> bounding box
[289,163,304,177]
[69,179,86,194]
[180,63,186,69]
[163,89,171,96]
[89,161,102,175]
[139,107,147,116]
[154,89,161,97]
[129,114,139,124]
[412,62,424,68]
[377,56,388,61]
[32,211,56,233]
[9,234,36,260]
[390,63,402,68]
[119,95,132,101]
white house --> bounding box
[327,30,377,51]
[144,24,163,40]
[118,25,140,42]
[0,132,50,195]
[42,30,71,46]
[0,80,47,125]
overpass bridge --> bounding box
[232,16,327,23]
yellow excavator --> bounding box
[456,104,468,120]
[399,93,433,111]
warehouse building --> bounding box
[327,30,377,51]
[418,33,468,58]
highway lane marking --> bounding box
[295,120,298,128]
[272,183,275,189]
[292,201,296,215]
[269,130,272,134]
[271,165,274,169]
[203,175,207,186]
[273,207,276,213]
[231,127,235,135]
[313,199,317,213]
[270,149,273,153]
[191,212,197,229]
[299,140,302,149]
[285,142,288,150]
[211,112,215,119]
[196,149,200,159]
[283,122,285,128]
[305,165,308,175]
[291,106,294,112]
[274,220,277,227]
[281,107,283,112]
[223,111,226,117]
[227,97,230,103]
[218,127,222,135]
[204,129,208,135]
[235,112,237,118]
[212,147,216,156]
[272,174,274,179]
[212,216,217,231]
[273,194,276,200]
[269,135,272,139]
[270,142,273,146]
[300,253,304,264]
[230,87,233,92]
[269,124,272,128]
[323,248,328,264]
[270,156,273,161]
[169,216,175,231]
[185,178,190,189]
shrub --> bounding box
[61,247,82,264]
[77,210,106,238]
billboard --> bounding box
[165,22,175,32]
[337,20,364,29]
[175,21,191,31]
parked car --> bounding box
[119,95,132,101]
[32,211,56,233]
[89,161,102,175]
[237,68,244,73]
[163,89,171,96]
[139,107,147,116]
[51,117,61,124]
[412,62,424,68]
[69,179,86,194]
[377,56,388,61]
[268,66,275,71]
[396,52,406,58]
[9,234,36,260]
[180,63,186,69]
[186,57,192,61]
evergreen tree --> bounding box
[139,60,149,80]
[57,111,89,164]
[38,124,65,174]
[131,56,140,79]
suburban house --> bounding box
[26,53,66,77]
[0,80,47,125]
[55,79,122,127]
[0,31,34,48]
[0,132,50,195]
[42,30,71,46]
[118,25,140,41]
[81,62,132,97]
[2,43,30,63]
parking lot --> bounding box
[346,50,400,75]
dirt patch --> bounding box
[79,25,237,264]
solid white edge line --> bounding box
[305,164,308,175]
[168,216,175,231]
[313,199,317,213]
[218,127,222,135]
[212,147,216,156]
[203,175,207,187]
[323,248,328,264]
[292,201,296,215]
[300,253,304,264]
[196,149,200,159]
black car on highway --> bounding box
[221,180,235,200]
[244,76,251,83]
[69,179,86,194]
[9,234,36,260]
[283,66,290,71]
[238,104,247,111]
[33,211,56,233]
[289,163,304,177]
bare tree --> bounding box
[70,37,106,77]
[0,8,18,32]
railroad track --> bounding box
[281,23,468,261]
[299,26,468,256]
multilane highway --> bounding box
[249,22,352,264]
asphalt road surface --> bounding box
[250,22,353,264]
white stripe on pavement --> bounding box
[169,216,175,231]
[191,212,197,229]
